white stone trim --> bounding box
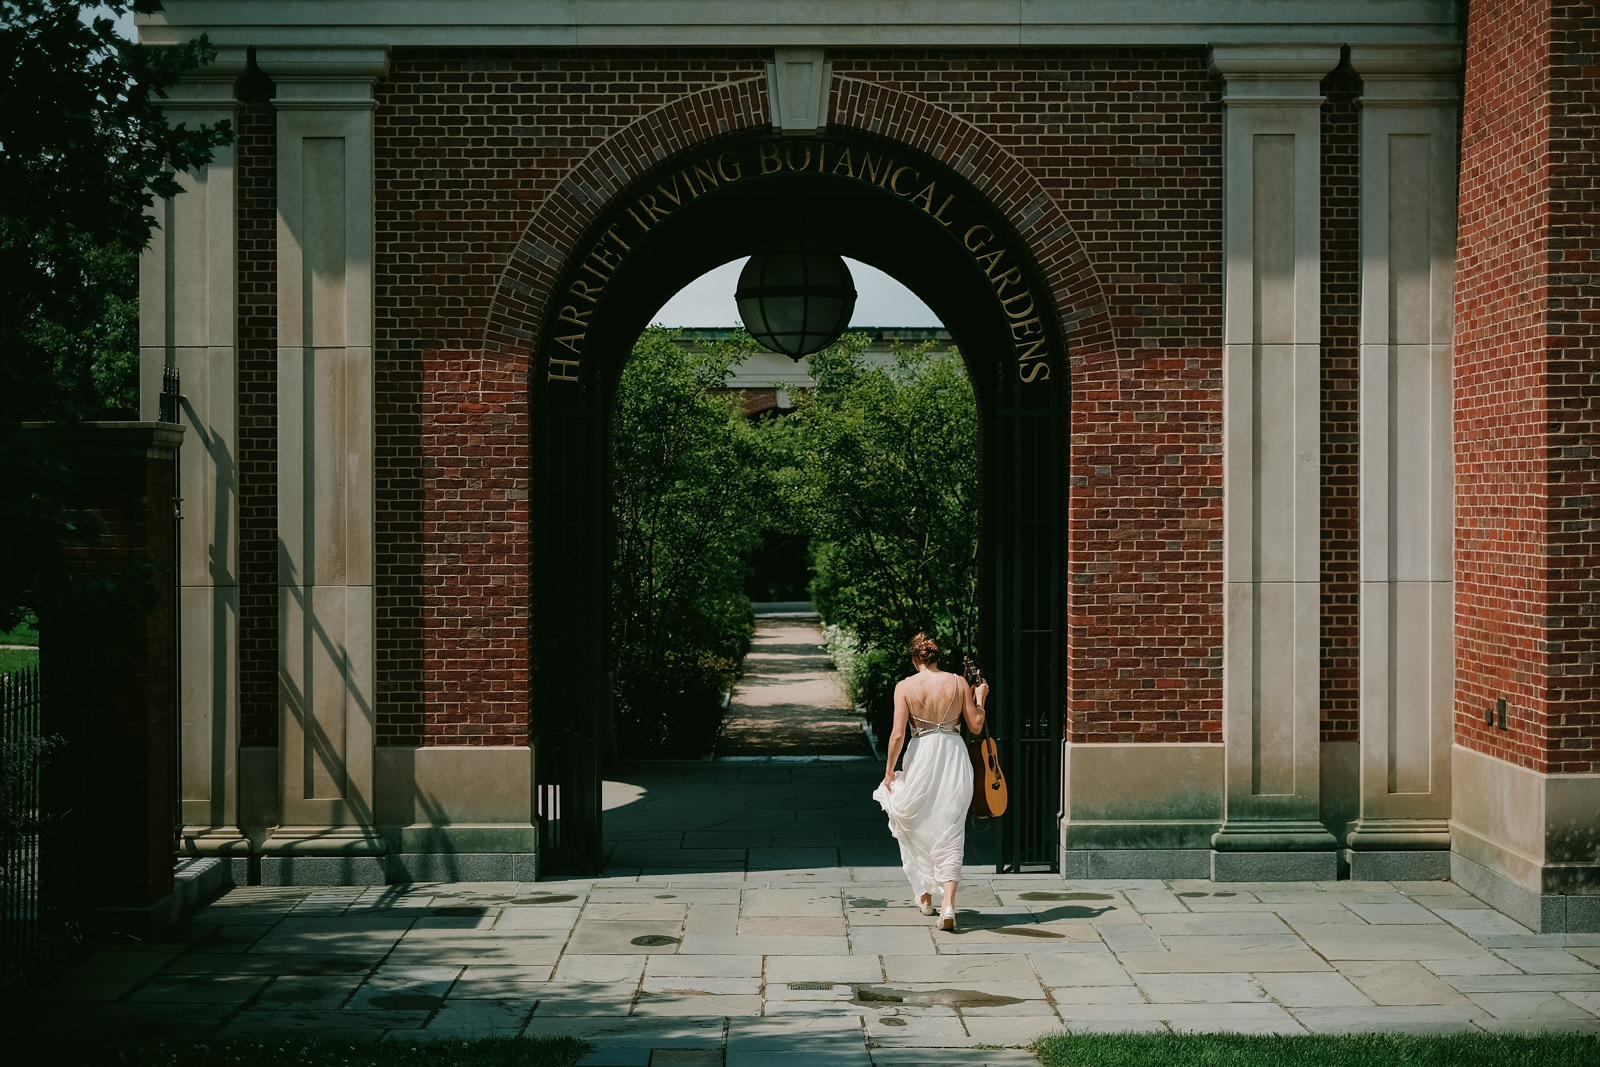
[140,53,250,849]
[138,0,1461,49]
[1214,44,1338,846]
[768,47,831,134]
[1349,45,1458,851]
[1451,745,1600,930]
[265,50,386,837]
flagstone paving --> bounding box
[14,784,1600,1064]
[10,619,1599,1062]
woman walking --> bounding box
[872,632,988,931]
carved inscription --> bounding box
[548,139,1052,385]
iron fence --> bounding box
[1,654,92,982]
[159,364,182,424]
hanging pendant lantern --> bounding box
[735,237,857,360]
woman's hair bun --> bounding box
[909,631,941,665]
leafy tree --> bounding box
[0,1,232,631]
[609,328,769,754]
[783,337,982,736]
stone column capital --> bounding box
[1209,44,1341,106]
[161,47,250,111]
[1350,43,1461,106]
[256,46,390,109]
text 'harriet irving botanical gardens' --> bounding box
[547,138,1054,385]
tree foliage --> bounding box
[609,329,768,754]
[0,1,232,630]
[783,337,982,735]
[607,330,981,753]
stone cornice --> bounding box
[138,0,1460,50]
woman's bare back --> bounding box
[900,670,966,729]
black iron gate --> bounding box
[1,654,93,980]
[532,404,607,874]
[986,368,1065,872]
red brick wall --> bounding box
[1542,6,1600,773]
[419,351,529,743]
[236,64,279,749]
[373,52,768,745]
[1320,61,1362,744]
[364,48,1230,746]
[1455,1,1599,774]
[824,50,1226,744]
[221,46,1398,751]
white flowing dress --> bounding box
[872,687,972,899]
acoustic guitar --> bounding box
[962,656,1008,818]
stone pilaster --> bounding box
[138,51,253,856]
[1210,45,1342,880]
[1345,44,1461,879]
[258,48,389,869]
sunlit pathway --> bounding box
[14,865,1598,1062]
[713,614,872,759]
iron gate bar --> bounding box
[533,404,606,875]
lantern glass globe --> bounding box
[735,237,857,359]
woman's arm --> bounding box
[964,678,988,735]
[883,679,911,790]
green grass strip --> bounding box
[0,646,40,673]
[48,1036,591,1067]
[1032,1031,1600,1067]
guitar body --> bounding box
[968,733,1008,818]
[960,657,1007,818]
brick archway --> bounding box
[481,76,768,355]
[481,75,1118,376]
[510,120,1075,873]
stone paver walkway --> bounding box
[12,628,1600,1059]
[12,759,1600,1063]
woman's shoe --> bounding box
[915,895,934,916]
[937,906,956,932]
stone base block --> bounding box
[1062,849,1212,880]
[174,856,233,907]
[388,853,539,883]
[1346,849,1450,881]
[178,827,254,856]
[1212,850,1338,882]
[226,852,539,886]
[1451,851,1600,933]
[256,855,390,886]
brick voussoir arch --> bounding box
[483,70,1121,375]
[482,75,770,355]
[829,75,1119,371]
